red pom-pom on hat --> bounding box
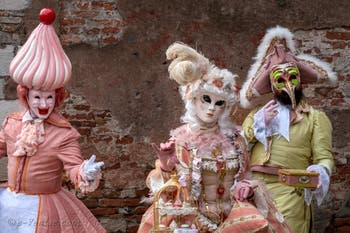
[39,8,56,25]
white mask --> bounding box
[194,93,226,126]
[27,89,56,119]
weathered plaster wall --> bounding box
[1,0,350,232]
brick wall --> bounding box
[61,93,152,232]
[59,0,124,46]
[1,1,350,233]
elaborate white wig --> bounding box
[166,42,240,135]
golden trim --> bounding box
[7,112,24,120]
[46,117,71,128]
[22,156,31,192]
[13,157,21,186]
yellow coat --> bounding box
[243,105,334,233]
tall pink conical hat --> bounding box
[9,8,72,91]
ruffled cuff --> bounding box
[78,161,102,193]
[304,164,330,206]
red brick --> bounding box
[102,27,120,34]
[337,166,350,174]
[127,225,139,233]
[331,98,345,106]
[135,189,149,197]
[94,110,111,118]
[0,24,18,32]
[75,2,90,10]
[91,1,105,8]
[76,127,91,136]
[73,104,91,111]
[70,120,96,127]
[94,127,112,134]
[307,98,324,106]
[0,11,9,17]
[60,18,74,25]
[88,189,104,198]
[74,18,86,25]
[322,56,333,63]
[92,19,112,25]
[133,206,148,215]
[326,31,350,40]
[338,225,350,233]
[73,10,99,18]
[61,36,82,44]
[69,27,81,34]
[332,41,347,49]
[82,198,99,208]
[119,155,130,161]
[90,207,117,216]
[90,135,113,143]
[99,198,141,207]
[115,135,134,144]
[334,217,350,226]
[87,28,101,35]
[102,36,118,44]
[68,112,94,120]
[102,3,117,11]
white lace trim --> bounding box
[201,159,239,172]
[196,214,217,231]
[159,206,198,216]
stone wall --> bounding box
[1,0,350,232]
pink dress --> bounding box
[0,111,105,233]
[138,125,292,232]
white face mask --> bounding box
[27,89,56,119]
[194,93,226,126]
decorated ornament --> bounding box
[39,8,56,25]
[9,8,71,91]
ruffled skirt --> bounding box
[0,188,105,233]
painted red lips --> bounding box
[38,108,49,115]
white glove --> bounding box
[304,164,330,206]
[83,155,104,181]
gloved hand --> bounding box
[263,99,279,125]
[152,140,179,172]
[234,180,258,201]
[83,155,104,181]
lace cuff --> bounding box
[304,164,330,206]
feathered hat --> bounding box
[240,26,337,108]
[166,42,239,109]
[9,8,72,91]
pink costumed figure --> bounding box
[138,42,293,232]
[0,8,105,233]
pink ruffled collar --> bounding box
[170,124,233,158]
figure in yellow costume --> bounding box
[240,26,337,233]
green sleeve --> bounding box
[311,110,334,174]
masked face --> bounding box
[194,93,226,126]
[27,89,56,119]
[270,62,301,109]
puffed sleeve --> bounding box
[242,108,259,144]
[311,110,334,174]
[57,127,83,186]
